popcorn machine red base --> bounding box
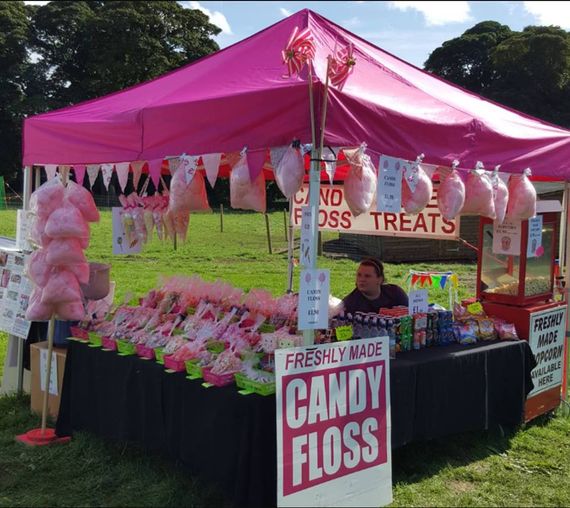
[476,207,567,422]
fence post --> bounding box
[265,213,273,254]
[220,204,224,232]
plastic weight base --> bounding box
[15,428,71,447]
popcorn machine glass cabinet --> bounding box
[478,217,556,306]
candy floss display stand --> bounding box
[478,200,569,420]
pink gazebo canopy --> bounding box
[23,9,570,180]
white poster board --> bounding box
[492,220,522,255]
[300,206,316,267]
[528,305,567,397]
[408,289,429,315]
[112,207,142,255]
[275,337,392,507]
[292,183,459,240]
[526,216,543,258]
[0,249,33,339]
[298,269,330,330]
[377,156,403,213]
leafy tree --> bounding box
[424,22,570,129]
[0,1,31,181]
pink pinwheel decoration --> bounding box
[328,43,356,89]
[282,26,315,77]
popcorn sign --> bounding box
[275,337,392,507]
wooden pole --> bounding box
[41,316,56,434]
[265,213,273,254]
[283,208,288,242]
[220,204,224,232]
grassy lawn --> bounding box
[1,208,569,507]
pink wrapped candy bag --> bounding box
[491,166,509,224]
[30,177,65,219]
[41,268,83,305]
[67,262,90,285]
[461,165,496,220]
[437,164,465,220]
[45,203,90,240]
[275,145,305,199]
[26,250,51,287]
[64,180,100,222]
[506,168,536,221]
[45,237,87,266]
[230,154,266,213]
[402,163,433,214]
[55,301,86,321]
[25,287,55,321]
[344,145,377,217]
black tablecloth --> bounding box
[56,339,536,507]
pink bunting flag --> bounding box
[101,163,114,190]
[247,149,267,182]
[86,164,100,189]
[202,153,222,188]
[44,164,57,180]
[148,159,163,189]
[115,162,130,192]
[131,161,145,191]
[73,164,86,185]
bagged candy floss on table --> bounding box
[343,144,377,217]
[461,164,496,219]
[230,154,266,213]
[505,168,536,221]
[402,161,433,214]
[489,166,509,224]
[64,180,100,222]
[437,163,465,220]
[274,144,305,199]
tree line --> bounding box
[2,3,570,191]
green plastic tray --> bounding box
[234,372,275,396]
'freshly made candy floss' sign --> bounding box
[275,337,392,507]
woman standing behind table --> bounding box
[342,258,408,314]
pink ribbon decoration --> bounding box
[202,153,222,188]
[73,164,86,185]
[328,43,356,90]
[115,162,130,192]
[282,26,315,78]
[247,149,267,182]
[131,161,145,191]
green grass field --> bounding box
[0,209,569,507]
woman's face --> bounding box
[356,264,383,296]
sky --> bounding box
[24,1,570,67]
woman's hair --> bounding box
[359,257,385,280]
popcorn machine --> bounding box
[476,202,567,421]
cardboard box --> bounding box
[30,341,67,420]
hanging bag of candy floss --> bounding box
[275,143,305,199]
[491,165,509,224]
[344,143,377,217]
[402,156,433,214]
[230,152,266,213]
[64,180,100,222]
[505,168,536,221]
[461,162,496,220]
[29,176,65,220]
[437,161,465,220]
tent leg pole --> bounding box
[34,166,41,192]
[23,166,32,210]
[562,183,570,401]
[287,199,294,293]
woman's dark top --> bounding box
[342,284,409,314]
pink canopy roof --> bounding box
[23,9,570,180]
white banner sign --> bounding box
[528,305,567,397]
[492,220,522,255]
[292,184,459,240]
[527,215,543,258]
[300,206,315,267]
[40,348,58,396]
[298,269,330,330]
[377,156,403,213]
[275,337,392,507]
[408,289,429,315]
